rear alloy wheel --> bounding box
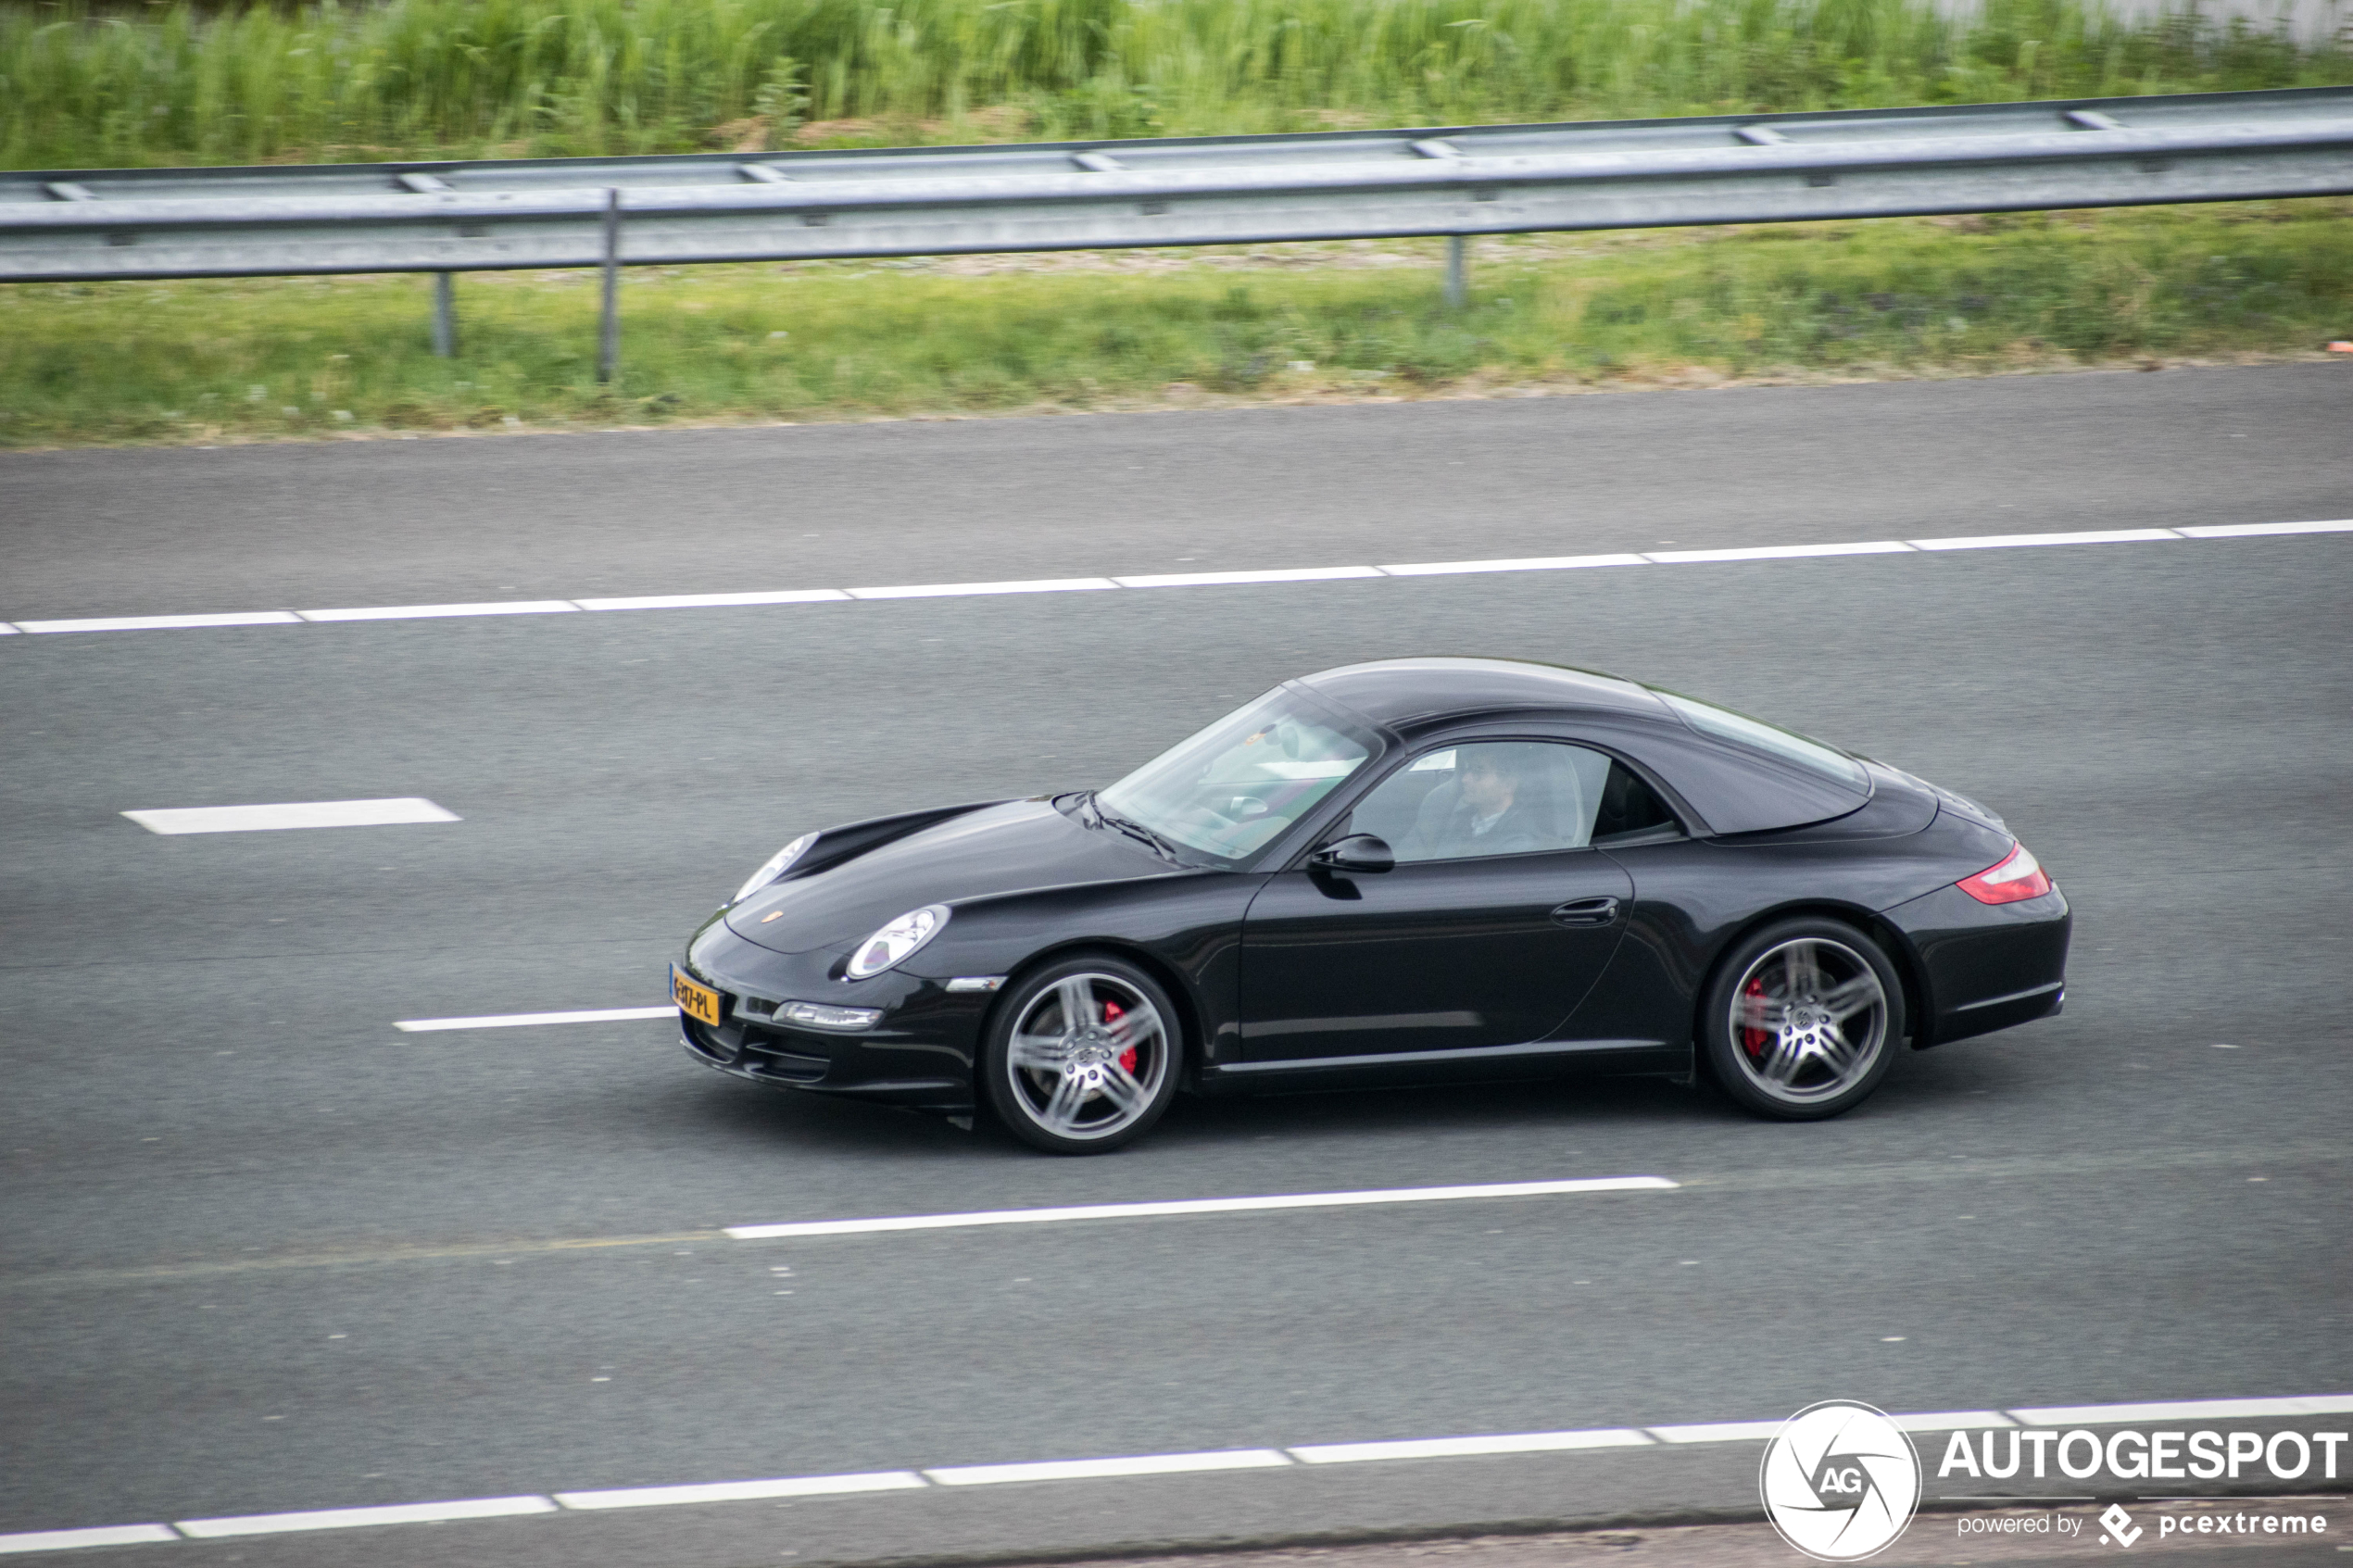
[1700,918,1904,1121]
[982,957,1182,1154]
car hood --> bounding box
[724,797,1172,956]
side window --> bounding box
[1350,741,1614,863]
[1591,759,1684,846]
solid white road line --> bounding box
[2177,518,2353,538]
[15,611,302,633]
[15,1390,2352,1551]
[1377,552,1648,577]
[9,520,2353,637]
[1643,541,1916,563]
[394,1006,675,1033]
[554,1472,926,1510]
[2008,1394,2353,1426]
[121,797,459,835]
[1644,1420,1790,1444]
[847,577,1120,599]
[1292,1429,1654,1464]
[1895,1411,2019,1432]
[298,600,578,621]
[1113,566,1386,588]
[173,1496,558,1538]
[925,1450,1293,1486]
[724,1175,1678,1240]
[576,589,850,611]
[1906,527,2182,551]
[0,1525,179,1554]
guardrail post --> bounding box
[431,272,457,358]
[1445,235,1468,309]
[598,188,621,384]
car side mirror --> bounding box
[1310,834,1395,873]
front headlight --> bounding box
[845,904,950,980]
[733,832,819,904]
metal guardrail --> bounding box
[6,87,2349,377]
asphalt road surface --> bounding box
[4,365,2348,1568]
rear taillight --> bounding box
[1957,842,2053,905]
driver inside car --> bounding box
[1405,746,1553,859]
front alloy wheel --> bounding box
[982,958,1181,1154]
[1702,919,1903,1120]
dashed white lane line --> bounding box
[847,577,1120,599]
[0,1525,180,1555]
[722,1176,1679,1240]
[1379,551,1647,576]
[7,1392,2345,1552]
[15,611,303,633]
[298,600,578,622]
[1908,527,2183,551]
[575,588,850,611]
[1291,1429,1654,1464]
[121,798,459,834]
[554,1472,926,1510]
[6,521,2350,634]
[926,1449,1294,1486]
[174,1496,559,1538]
[1113,565,1386,588]
[394,1006,675,1033]
[2010,1394,2353,1425]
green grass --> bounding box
[4,0,2348,171]
[4,201,2346,447]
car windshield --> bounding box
[1096,686,1379,865]
[1653,688,1869,791]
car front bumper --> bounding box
[677,916,993,1111]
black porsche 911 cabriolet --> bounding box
[673,659,2070,1153]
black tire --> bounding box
[980,954,1184,1154]
[1699,916,1905,1121]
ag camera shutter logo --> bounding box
[1760,1400,1923,1561]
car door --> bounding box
[1238,740,1635,1064]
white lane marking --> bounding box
[1645,1420,1788,1444]
[174,1496,558,1538]
[555,1472,926,1510]
[846,578,1118,599]
[2007,1394,2353,1425]
[0,1524,180,1554]
[1895,1411,2018,1431]
[298,600,579,622]
[122,798,459,835]
[21,1389,2353,1551]
[9,521,2349,638]
[1291,1429,1653,1464]
[17,611,301,633]
[1906,527,2182,550]
[724,1176,1678,1240]
[576,589,850,611]
[2177,518,2353,538]
[1643,541,1915,563]
[0,622,17,634]
[395,1006,674,1033]
[926,1450,1292,1486]
[1113,566,1385,588]
[1377,552,1647,577]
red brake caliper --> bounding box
[1102,999,1136,1073]
[1741,975,1770,1059]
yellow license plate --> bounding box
[672,966,722,1027]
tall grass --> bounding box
[3,0,2347,170]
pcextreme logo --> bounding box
[1761,1400,1924,1562]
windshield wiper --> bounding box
[1091,799,1192,866]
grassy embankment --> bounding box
[7,203,2347,445]
[3,0,2348,445]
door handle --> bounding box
[1551,897,1620,926]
